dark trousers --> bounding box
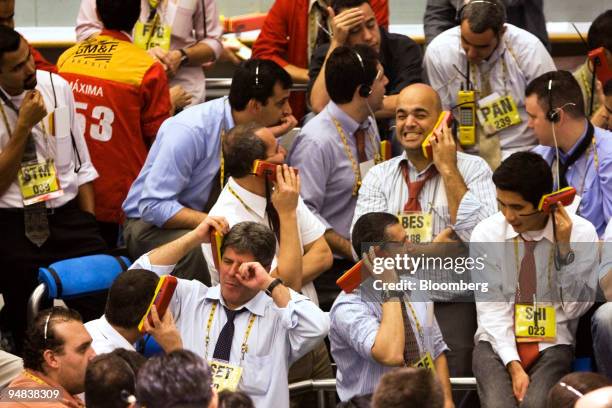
[0,201,107,353]
[473,341,573,408]
[314,258,354,312]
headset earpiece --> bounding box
[359,85,372,98]
[546,79,560,123]
[253,61,263,91]
[353,49,373,98]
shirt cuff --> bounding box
[280,289,309,329]
[140,200,185,227]
[452,190,482,242]
[498,344,521,367]
[76,162,98,186]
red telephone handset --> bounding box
[210,230,224,271]
[336,260,365,293]
[538,186,576,214]
[252,160,298,183]
[422,111,454,159]
[138,275,178,333]
[588,47,612,85]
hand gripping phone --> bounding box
[210,230,224,271]
[538,187,576,214]
[138,275,178,333]
[336,260,364,293]
[252,160,298,183]
[422,111,454,159]
[589,47,612,85]
[380,140,392,161]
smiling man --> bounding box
[424,0,555,170]
[122,59,297,283]
[470,151,598,408]
[131,219,329,408]
[350,83,496,385]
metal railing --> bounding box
[205,78,307,99]
[288,377,477,408]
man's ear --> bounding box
[246,98,262,114]
[42,349,60,370]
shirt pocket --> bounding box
[53,129,73,173]
[167,0,197,39]
[239,353,274,395]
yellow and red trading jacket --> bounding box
[57,30,171,224]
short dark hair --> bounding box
[229,59,292,111]
[85,349,146,408]
[525,70,585,119]
[223,123,267,179]
[547,372,612,408]
[22,307,83,372]
[221,222,276,268]
[587,10,612,51]
[460,0,506,37]
[332,0,371,15]
[105,269,159,329]
[493,151,553,208]
[325,44,379,104]
[604,79,612,97]
[351,212,400,257]
[372,368,444,408]
[0,25,21,69]
[136,350,213,408]
[96,0,140,33]
[218,390,255,408]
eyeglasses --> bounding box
[559,382,583,398]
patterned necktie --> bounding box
[400,161,438,212]
[515,240,539,370]
[477,69,502,170]
[212,307,247,362]
[1,94,50,247]
[400,297,421,365]
[354,128,368,163]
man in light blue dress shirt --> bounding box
[131,219,329,408]
[288,44,387,310]
[330,212,453,406]
[122,59,297,282]
[527,71,612,237]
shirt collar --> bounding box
[24,369,84,405]
[205,285,268,317]
[98,316,136,350]
[503,216,555,243]
[0,85,25,109]
[326,101,370,136]
[227,177,267,218]
[99,29,132,42]
[398,151,436,176]
[560,120,589,160]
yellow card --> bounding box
[209,360,243,392]
[477,94,522,135]
[515,304,556,342]
[398,212,433,244]
[18,159,64,205]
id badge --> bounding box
[209,360,243,392]
[476,94,522,135]
[18,159,64,205]
[134,20,172,51]
[398,212,433,244]
[412,352,437,375]
[515,304,556,342]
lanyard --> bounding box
[228,185,261,217]
[513,237,554,302]
[403,298,425,348]
[204,302,257,362]
[469,56,509,97]
[22,370,49,386]
[331,117,380,196]
[0,97,50,159]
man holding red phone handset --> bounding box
[351,83,496,381]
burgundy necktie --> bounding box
[515,239,540,370]
[354,128,367,163]
[400,161,438,212]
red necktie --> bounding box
[400,161,438,212]
[354,128,367,163]
[515,240,540,370]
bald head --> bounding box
[0,0,15,28]
[576,387,612,408]
[395,84,444,154]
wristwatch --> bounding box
[381,289,403,303]
[265,278,284,297]
[178,48,189,66]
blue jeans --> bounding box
[592,302,612,377]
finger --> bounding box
[326,6,335,18]
[149,304,161,327]
[143,315,152,333]
[337,15,365,29]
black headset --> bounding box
[353,49,373,98]
[253,60,263,91]
[546,79,561,123]
[455,0,503,24]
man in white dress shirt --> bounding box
[471,151,598,408]
[424,0,556,169]
[132,219,329,408]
